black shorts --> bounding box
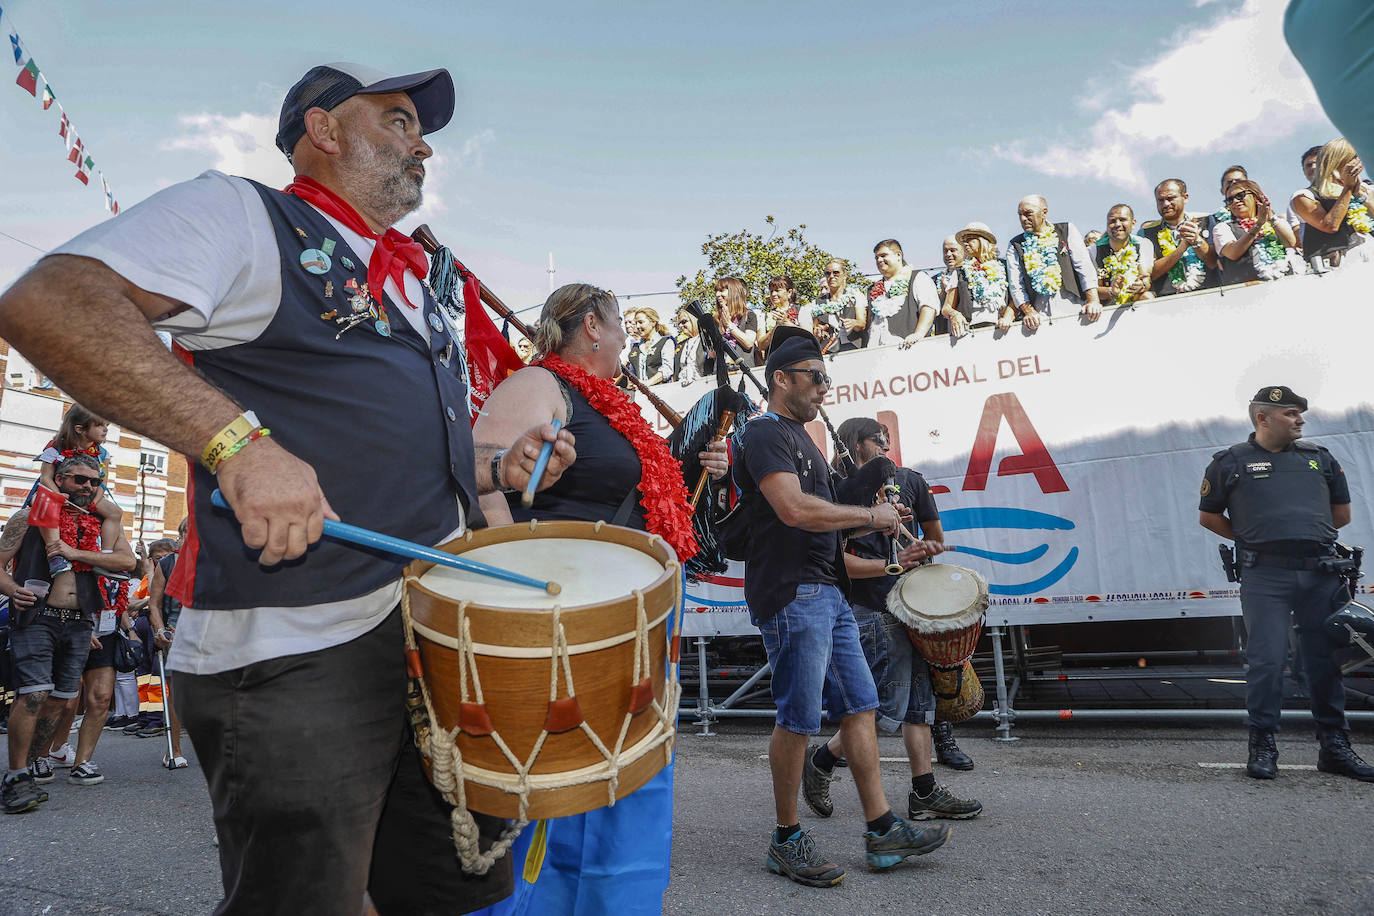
[85,631,117,671]
[174,605,513,916]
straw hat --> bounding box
[955,221,997,246]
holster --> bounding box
[1218,544,1239,583]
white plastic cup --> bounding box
[23,578,50,600]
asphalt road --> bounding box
[3,719,1372,915]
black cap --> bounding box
[764,326,823,379]
[275,62,455,159]
[1250,386,1308,411]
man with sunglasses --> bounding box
[735,328,951,888]
[0,454,135,814]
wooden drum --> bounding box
[886,563,989,669]
[401,519,682,823]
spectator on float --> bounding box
[617,307,642,389]
[672,308,711,385]
[631,307,673,386]
[936,236,962,301]
[713,276,760,367]
[1287,145,1323,242]
[1140,179,1219,297]
[1210,165,1249,283]
[1004,195,1100,331]
[756,275,802,357]
[867,239,939,348]
[1082,229,1103,247]
[813,259,867,352]
[940,222,1014,337]
[514,337,533,363]
[1092,204,1155,306]
[1291,138,1373,267]
[1212,179,1301,281]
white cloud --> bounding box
[993,0,1327,192]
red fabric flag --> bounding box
[15,58,37,95]
[73,165,88,185]
[58,112,68,140]
[456,258,525,424]
[68,137,82,164]
[30,486,66,528]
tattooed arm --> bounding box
[0,509,37,608]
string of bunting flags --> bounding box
[4,5,119,214]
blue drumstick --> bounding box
[210,490,560,594]
[521,417,563,509]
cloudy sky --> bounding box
[0,0,1337,315]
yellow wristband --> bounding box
[201,411,260,473]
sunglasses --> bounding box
[866,433,890,449]
[66,474,101,486]
[1224,191,1251,205]
[778,367,831,386]
[822,270,842,277]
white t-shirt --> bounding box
[54,170,457,675]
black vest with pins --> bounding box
[171,180,478,610]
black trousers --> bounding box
[174,605,512,916]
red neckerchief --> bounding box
[534,354,699,561]
[285,175,428,309]
[58,509,102,573]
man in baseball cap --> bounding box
[276,62,455,160]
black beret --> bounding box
[764,327,822,378]
[1251,386,1307,411]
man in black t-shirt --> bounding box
[804,417,981,828]
[1199,386,1373,782]
[734,330,950,888]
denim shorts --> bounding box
[11,612,95,699]
[758,583,878,734]
[877,611,935,730]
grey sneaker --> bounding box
[135,724,167,739]
[908,784,983,820]
[28,757,55,785]
[3,772,43,814]
[864,817,951,870]
[801,745,835,818]
[766,829,846,888]
[69,761,104,786]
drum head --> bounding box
[893,564,987,633]
[418,537,665,610]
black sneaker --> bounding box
[766,829,845,888]
[864,817,951,870]
[1317,730,1374,782]
[69,761,104,786]
[801,745,835,818]
[908,784,983,820]
[28,757,55,785]
[3,772,43,814]
[135,724,167,739]
[122,720,146,735]
[932,721,975,770]
[104,715,132,730]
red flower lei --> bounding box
[58,510,102,573]
[534,353,698,561]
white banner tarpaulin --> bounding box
[642,264,1374,637]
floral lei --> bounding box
[1097,237,1141,305]
[961,258,1008,308]
[534,353,698,560]
[811,289,851,316]
[1020,225,1063,296]
[1156,224,1206,292]
[57,509,102,573]
[1347,196,1373,234]
[1236,218,1290,280]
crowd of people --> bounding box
[592,138,1371,388]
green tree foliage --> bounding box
[675,216,871,312]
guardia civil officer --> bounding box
[1199,386,1374,781]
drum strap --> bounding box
[611,486,640,527]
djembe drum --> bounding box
[886,563,989,722]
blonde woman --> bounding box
[1291,137,1372,265]
[941,222,1015,337]
[632,306,673,385]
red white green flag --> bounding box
[40,81,53,109]
[15,57,37,95]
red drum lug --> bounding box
[459,702,495,736]
[543,696,584,734]
[405,648,424,679]
[628,677,655,715]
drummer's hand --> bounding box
[217,437,339,566]
[501,423,577,493]
[871,502,901,535]
[700,439,729,481]
[898,540,945,567]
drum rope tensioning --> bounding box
[401,518,683,874]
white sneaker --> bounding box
[48,743,77,768]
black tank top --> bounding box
[508,376,646,529]
[1301,193,1360,260]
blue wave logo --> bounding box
[940,507,1078,596]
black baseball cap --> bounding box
[1251,385,1308,411]
[275,62,455,159]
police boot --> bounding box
[1246,727,1278,780]
[932,721,974,770]
[1317,729,1374,782]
